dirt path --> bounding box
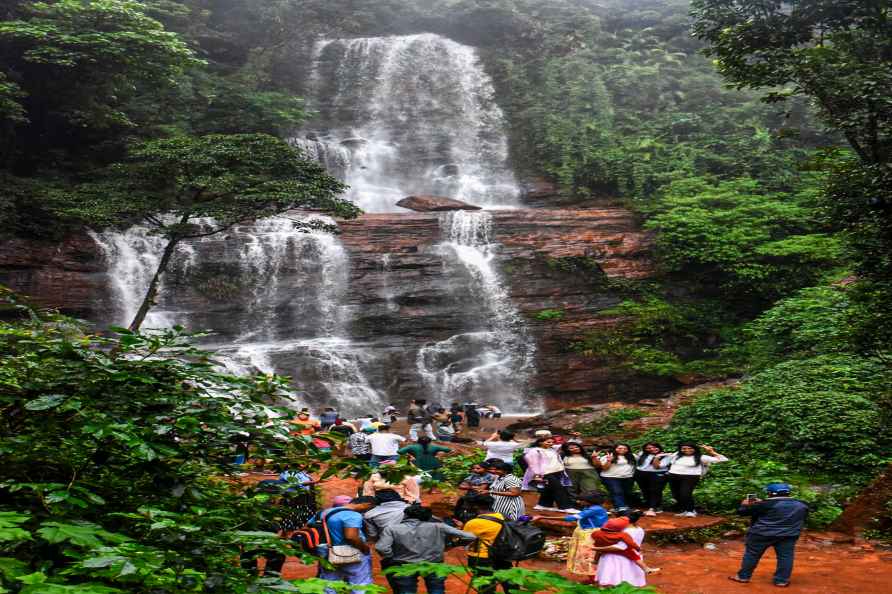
[274,474,892,593]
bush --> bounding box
[0,290,363,592]
[646,355,891,478]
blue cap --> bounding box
[765,482,792,495]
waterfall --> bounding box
[90,217,386,417]
[417,211,536,413]
[293,33,521,212]
[88,227,194,329]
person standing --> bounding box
[407,399,435,441]
[730,483,809,588]
[560,442,600,497]
[561,491,610,584]
[593,444,637,513]
[398,436,451,481]
[483,460,525,520]
[319,407,339,431]
[635,442,668,516]
[524,437,579,513]
[363,490,409,540]
[462,495,514,594]
[290,409,321,436]
[656,442,728,517]
[366,423,405,467]
[376,505,477,594]
[348,426,375,462]
[316,497,377,594]
[482,430,522,464]
[594,511,650,588]
[362,461,421,504]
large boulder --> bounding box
[396,195,482,212]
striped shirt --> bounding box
[490,474,525,520]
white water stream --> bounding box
[90,33,538,414]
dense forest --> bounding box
[1,1,891,592]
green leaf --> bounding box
[24,394,67,410]
[0,512,31,542]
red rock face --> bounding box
[0,235,108,315]
[0,208,676,407]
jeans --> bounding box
[537,471,574,510]
[667,473,700,512]
[319,553,373,594]
[635,471,667,510]
[600,476,636,510]
[409,423,435,440]
[388,563,446,594]
[468,556,514,594]
[737,534,799,584]
[369,454,399,467]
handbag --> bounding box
[322,510,364,565]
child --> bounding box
[592,517,660,574]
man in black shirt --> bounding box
[729,482,809,588]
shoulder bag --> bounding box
[322,509,364,565]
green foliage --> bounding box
[644,176,842,304]
[533,309,565,322]
[646,355,891,478]
[575,408,648,437]
[0,291,364,592]
[0,0,200,170]
[574,295,741,379]
[679,460,843,528]
[384,561,654,594]
[53,134,355,230]
[743,285,854,367]
[692,0,892,168]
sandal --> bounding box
[728,576,750,584]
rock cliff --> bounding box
[0,208,676,408]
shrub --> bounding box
[646,355,891,478]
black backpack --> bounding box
[479,514,545,562]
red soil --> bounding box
[276,474,892,593]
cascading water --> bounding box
[90,218,385,416]
[91,32,539,415]
[417,211,536,412]
[293,34,521,212]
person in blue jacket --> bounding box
[729,482,809,588]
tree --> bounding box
[691,0,892,167]
[0,0,201,172]
[0,289,370,592]
[51,133,357,331]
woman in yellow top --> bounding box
[461,494,514,594]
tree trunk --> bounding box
[128,235,180,332]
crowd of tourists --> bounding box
[243,400,809,591]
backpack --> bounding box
[291,508,349,554]
[479,514,545,562]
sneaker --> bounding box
[644,509,657,517]
[728,576,750,584]
[559,508,581,514]
[533,505,558,512]
[682,511,698,517]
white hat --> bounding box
[534,429,552,437]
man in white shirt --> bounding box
[367,424,406,467]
